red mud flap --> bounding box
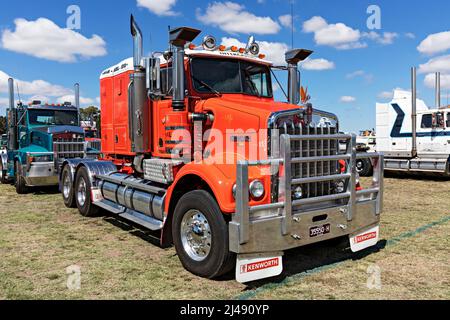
[349,225,380,253]
[236,252,283,283]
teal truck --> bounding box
[0,78,97,193]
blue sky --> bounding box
[0,0,449,132]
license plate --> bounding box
[236,253,283,283]
[309,224,331,237]
[350,225,379,252]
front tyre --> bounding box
[172,190,235,279]
[61,165,76,208]
[75,166,99,217]
[356,158,373,177]
[15,160,28,194]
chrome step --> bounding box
[119,211,163,231]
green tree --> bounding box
[0,116,6,135]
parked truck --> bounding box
[59,16,384,283]
[376,69,450,176]
[0,80,96,192]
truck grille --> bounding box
[87,139,101,151]
[53,136,85,163]
[271,121,340,202]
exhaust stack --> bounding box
[130,15,144,70]
[74,83,80,125]
[435,72,441,108]
[169,27,201,111]
[411,67,417,157]
[8,78,18,150]
[285,49,313,105]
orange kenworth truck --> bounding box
[58,15,384,283]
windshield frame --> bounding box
[27,109,79,127]
[189,57,274,98]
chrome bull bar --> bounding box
[234,133,384,245]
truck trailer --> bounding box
[59,16,384,283]
[376,69,450,176]
[0,80,98,192]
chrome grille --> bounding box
[272,121,340,200]
[87,139,101,151]
[53,137,85,163]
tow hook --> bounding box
[337,224,347,230]
[291,234,301,240]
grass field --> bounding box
[0,175,449,300]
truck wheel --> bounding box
[75,166,99,217]
[172,190,235,279]
[356,158,373,177]
[0,161,7,184]
[14,160,28,194]
[61,165,76,208]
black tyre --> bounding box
[172,190,235,279]
[0,160,8,184]
[15,160,28,194]
[74,166,99,217]
[356,158,373,177]
[61,165,76,208]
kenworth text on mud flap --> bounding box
[58,15,384,283]
[0,80,99,193]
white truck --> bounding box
[376,69,450,176]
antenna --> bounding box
[290,0,294,49]
[16,82,22,105]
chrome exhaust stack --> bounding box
[435,72,441,108]
[130,15,144,70]
[411,67,417,157]
[169,26,201,111]
[74,83,80,125]
[8,78,18,150]
[285,49,313,105]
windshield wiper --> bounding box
[192,76,221,97]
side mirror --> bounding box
[144,57,161,95]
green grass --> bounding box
[0,176,449,300]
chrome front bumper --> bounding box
[23,162,58,186]
[229,133,384,254]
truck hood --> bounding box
[202,95,303,126]
[33,125,84,135]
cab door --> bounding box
[417,112,447,157]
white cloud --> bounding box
[278,14,293,29]
[197,2,281,35]
[302,16,366,50]
[418,54,450,74]
[346,70,374,83]
[340,96,356,103]
[0,70,72,96]
[137,0,178,16]
[363,31,398,45]
[221,37,288,65]
[301,58,335,71]
[377,91,394,99]
[405,32,416,39]
[57,95,94,106]
[424,73,450,90]
[417,31,450,55]
[1,18,107,63]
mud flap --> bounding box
[235,252,283,283]
[349,225,379,252]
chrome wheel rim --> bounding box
[63,172,71,199]
[180,210,212,262]
[77,177,87,207]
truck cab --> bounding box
[0,81,93,193]
[59,16,384,283]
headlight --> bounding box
[334,180,346,193]
[249,179,265,199]
[293,186,303,200]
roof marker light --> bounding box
[239,48,245,53]
[258,54,266,59]
[219,45,226,51]
[188,43,196,50]
[231,46,238,52]
[202,35,217,51]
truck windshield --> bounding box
[191,58,272,97]
[28,110,78,126]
